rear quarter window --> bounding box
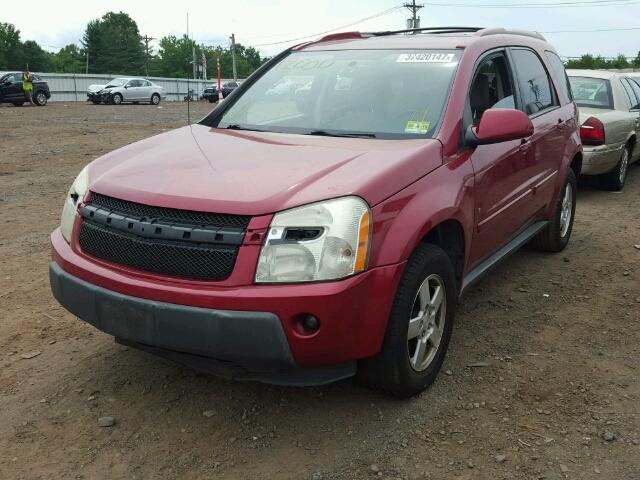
[544,51,572,105]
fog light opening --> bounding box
[299,314,320,334]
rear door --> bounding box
[509,47,564,215]
[4,73,24,101]
[140,80,153,100]
[621,77,640,160]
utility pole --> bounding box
[85,50,89,74]
[140,35,155,76]
[230,33,238,82]
[404,0,424,29]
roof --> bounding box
[566,69,620,80]
[295,27,548,52]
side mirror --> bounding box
[466,108,534,146]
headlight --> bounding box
[60,165,90,243]
[256,197,371,283]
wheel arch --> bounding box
[419,219,466,292]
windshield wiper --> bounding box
[306,130,376,138]
[224,124,269,133]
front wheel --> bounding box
[360,243,456,398]
[151,93,160,105]
[111,93,123,105]
[530,167,577,252]
[34,91,48,106]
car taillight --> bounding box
[580,117,605,146]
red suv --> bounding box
[50,27,581,397]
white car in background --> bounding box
[96,77,166,105]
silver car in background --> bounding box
[567,70,640,190]
[99,77,166,106]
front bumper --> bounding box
[50,228,405,382]
[581,143,623,175]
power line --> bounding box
[542,26,640,33]
[426,0,640,7]
[252,5,403,47]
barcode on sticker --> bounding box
[397,53,456,63]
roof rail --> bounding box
[371,27,483,37]
[476,27,546,41]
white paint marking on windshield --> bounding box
[396,53,456,63]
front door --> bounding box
[467,51,536,266]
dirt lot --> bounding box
[0,102,639,480]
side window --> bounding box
[143,80,151,87]
[620,78,639,110]
[628,79,640,109]
[469,53,515,125]
[511,48,557,115]
[544,51,572,104]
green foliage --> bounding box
[565,53,635,70]
[0,22,24,70]
[82,11,146,75]
[51,44,86,73]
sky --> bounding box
[3,0,640,60]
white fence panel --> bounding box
[23,72,239,102]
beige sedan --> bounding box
[567,70,640,190]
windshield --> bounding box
[106,78,127,87]
[217,49,461,138]
[568,76,612,109]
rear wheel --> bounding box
[599,146,629,191]
[112,93,123,105]
[151,93,161,105]
[360,243,456,398]
[12,101,24,107]
[530,168,577,252]
[91,99,100,105]
[34,91,47,106]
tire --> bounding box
[151,93,160,105]
[34,91,48,106]
[359,243,456,398]
[91,99,100,105]
[112,93,123,105]
[12,101,24,107]
[599,146,630,191]
[208,98,215,103]
[530,167,577,252]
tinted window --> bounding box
[628,78,640,109]
[511,48,556,115]
[469,54,515,124]
[568,77,612,109]
[544,51,572,104]
[218,49,461,139]
[620,78,640,109]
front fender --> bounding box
[369,154,475,269]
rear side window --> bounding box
[511,48,557,115]
[544,51,572,104]
[620,78,640,110]
[627,78,640,109]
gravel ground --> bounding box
[0,102,639,480]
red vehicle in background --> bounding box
[50,27,581,397]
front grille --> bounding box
[79,193,249,280]
[91,193,250,229]
[79,222,237,280]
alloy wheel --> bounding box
[407,274,446,372]
[559,182,573,238]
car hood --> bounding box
[87,84,106,93]
[88,124,443,216]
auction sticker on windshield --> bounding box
[396,53,456,63]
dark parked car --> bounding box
[203,81,240,102]
[0,72,51,106]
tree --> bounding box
[150,35,198,78]
[52,44,86,73]
[82,12,145,74]
[0,22,22,70]
[21,40,52,71]
[633,51,640,69]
